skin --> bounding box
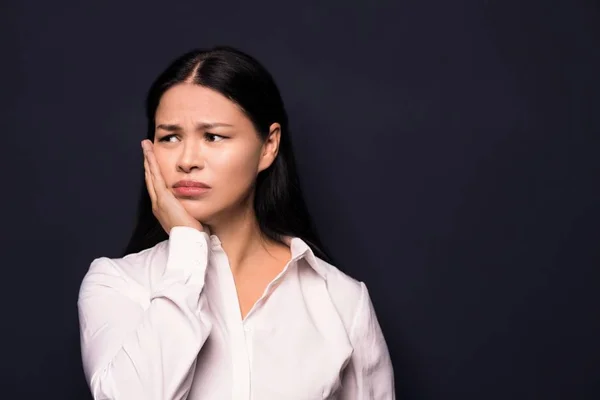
[142,82,292,319]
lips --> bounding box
[173,180,211,189]
[172,180,211,196]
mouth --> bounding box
[172,180,211,197]
[172,186,211,196]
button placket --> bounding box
[214,247,251,400]
[243,320,254,385]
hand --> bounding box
[142,139,203,234]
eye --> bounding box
[158,134,179,143]
[205,133,226,142]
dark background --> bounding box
[2,0,599,398]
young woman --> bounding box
[78,46,395,399]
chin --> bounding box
[178,203,210,221]
[180,197,242,227]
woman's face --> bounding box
[152,83,280,225]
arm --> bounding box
[78,227,212,400]
[339,282,396,399]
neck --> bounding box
[205,205,277,274]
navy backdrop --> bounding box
[2,0,599,398]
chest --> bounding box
[232,267,282,320]
[191,276,355,400]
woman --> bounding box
[78,46,395,399]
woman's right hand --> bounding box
[142,139,204,234]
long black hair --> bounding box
[122,46,332,263]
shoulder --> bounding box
[79,240,169,297]
[311,257,370,333]
[313,258,389,358]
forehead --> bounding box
[155,83,245,123]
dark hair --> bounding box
[122,46,332,264]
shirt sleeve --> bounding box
[339,281,396,399]
[77,227,213,400]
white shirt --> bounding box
[78,226,395,399]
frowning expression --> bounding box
[152,83,280,224]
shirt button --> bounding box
[244,326,251,333]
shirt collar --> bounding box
[282,236,328,281]
[207,231,328,281]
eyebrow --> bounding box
[156,122,233,132]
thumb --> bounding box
[202,224,211,236]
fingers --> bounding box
[142,140,168,192]
[143,148,157,205]
[141,140,202,234]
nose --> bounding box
[176,140,204,173]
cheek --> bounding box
[152,150,174,178]
[209,146,261,185]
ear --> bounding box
[257,122,281,173]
